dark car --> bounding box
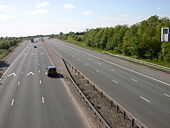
[47,66,57,77]
[34,45,37,48]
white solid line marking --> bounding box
[41,97,45,103]
[164,93,170,98]
[57,43,170,87]
[11,99,15,106]
[112,80,118,84]
[1,44,29,78]
[97,63,101,65]
[40,80,41,84]
[96,70,99,72]
[18,81,20,86]
[38,64,40,66]
[43,46,54,66]
[39,70,41,73]
[140,96,151,103]
[131,78,138,82]
[112,69,116,71]
[22,71,23,74]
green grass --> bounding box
[141,59,170,68]
[0,39,23,60]
[63,37,170,68]
[65,37,109,52]
[0,49,9,59]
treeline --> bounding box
[56,32,85,41]
[0,37,21,50]
[57,15,170,62]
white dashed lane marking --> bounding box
[96,70,99,72]
[112,80,118,84]
[97,63,101,65]
[11,99,15,106]
[140,96,151,103]
[131,78,138,82]
[41,97,45,103]
[164,93,170,98]
[18,81,20,86]
[57,43,170,87]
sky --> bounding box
[0,0,170,37]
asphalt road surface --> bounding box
[47,39,170,128]
[0,41,86,128]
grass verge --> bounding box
[0,39,23,60]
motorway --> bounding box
[0,41,86,128]
[47,39,170,128]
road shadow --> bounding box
[48,73,64,79]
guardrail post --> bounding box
[101,92,103,98]
[92,85,95,90]
[123,111,126,119]
[111,100,113,107]
[116,105,119,113]
[131,119,134,127]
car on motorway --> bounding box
[47,66,57,77]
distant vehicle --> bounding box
[47,66,57,77]
[34,45,37,48]
[31,38,35,43]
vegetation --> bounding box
[0,37,23,59]
[56,15,170,67]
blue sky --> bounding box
[0,0,170,37]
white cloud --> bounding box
[84,10,92,15]
[0,5,13,12]
[64,3,75,9]
[37,2,50,8]
[137,16,144,19]
[58,18,73,22]
[25,9,48,14]
[121,14,128,17]
[100,17,112,21]
[0,13,15,22]
[156,7,161,10]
